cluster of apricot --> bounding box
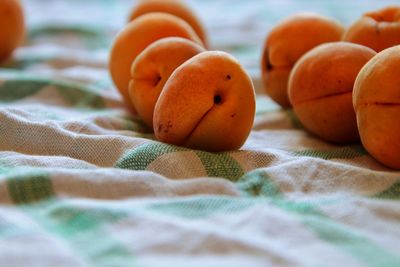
[0,0,24,62]
[261,6,400,169]
[109,0,256,152]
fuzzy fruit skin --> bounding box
[353,45,400,169]
[153,51,256,152]
[129,37,205,127]
[0,0,25,61]
[261,13,344,108]
[288,42,376,144]
[343,6,400,52]
[128,0,208,47]
[109,13,203,110]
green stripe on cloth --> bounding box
[195,151,244,180]
[236,169,282,197]
[149,197,253,219]
[28,25,110,49]
[279,197,400,266]
[7,171,54,204]
[92,77,114,91]
[292,145,367,160]
[288,203,400,267]
[270,197,400,267]
[0,75,105,109]
[146,190,400,267]
[115,142,187,170]
[116,143,244,178]
[1,57,49,70]
[56,83,105,109]
[0,166,11,175]
[374,181,400,200]
[0,80,48,102]
[29,25,103,39]
[236,169,400,267]
[46,205,123,234]
[144,163,398,267]
[0,219,31,240]
[23,200,142,267]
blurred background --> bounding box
[18,0,400,90]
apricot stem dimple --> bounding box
[368,12,397,23]
[265,49,274,72]
[266,59,274,72]
[375,24,381,35]
[226,75,231,80]
[154,75,162,86]
[214,95,222,105]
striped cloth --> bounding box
[1,0,399,266]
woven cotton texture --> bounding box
[0,1,399,267]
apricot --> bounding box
[128,0,208,47]
[109,12,203,110]
[261,13,344,107]
[153,51,255,152]
[0,0,24,61]
[129,37,205,127]
[288,42,376,143]
[353,45,400,169]
[343,6,400,52]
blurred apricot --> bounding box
[128,0,207,47]
[289,42,376,143]
[0,0,24,61]
[261,13,344,107]
[353,45,400,169]
[343,6,400,52]
[109,12,203,109]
